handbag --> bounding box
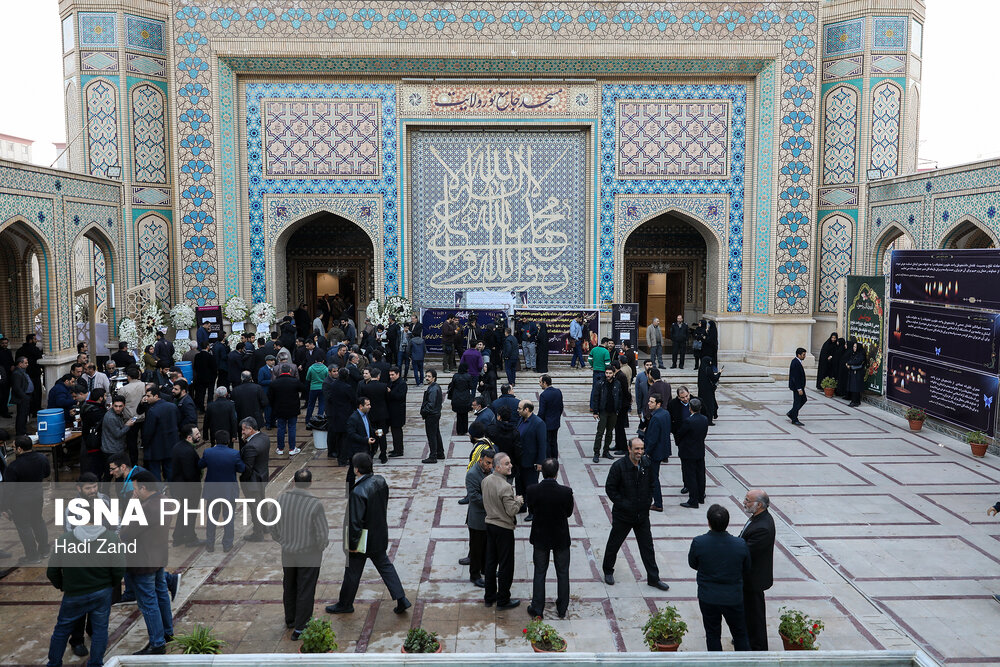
[692,340,703,351]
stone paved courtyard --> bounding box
[1,367,998,664]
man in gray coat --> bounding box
[465,448,495,588]
[239,417,271,541]
[10,356,32,436]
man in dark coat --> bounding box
[537,374,564,459]
[203,386,238,447]
[525,458,574,619]
[11,356,33,435]
[111,341,137,372]
[357,368,389,463]
[0,337,12,417]
[787,347,807,425]
[153,332,174,367]
[239,418,271,541]
[170,424,204,547]
[4,436,51,563]
[213,339,230,390]
[465,447,494,587]
[678,398,710,508]
[591,368,621,463]
[344,397,376,490]
[325,453,411,615]
[740,489,777,651]
[667,385,698,438]
[386,316,401,365]
[268,368,302,455]
[501,328,519,387]
[232,371,268,434]
[228,343,247,388]
[294,304,311,338]
[142,384,179,481]
[192,343,217,411]
[688,504,751,651]
[645,394,672,511]
[386,366,407,458]
[420,369,445,464]
[171,379,198,430]
[516,400,547,520]
[601,437,670,591]
[16,334,44,413]
[325,368,357,464]
[669,314,689,369]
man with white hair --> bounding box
[481,451,524,610]
[203,386,238,446]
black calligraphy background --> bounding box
[890,249,1000,310]
[888,302,1000,373]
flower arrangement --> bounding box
[778,606,824,650]
[523,616,566,652]
[168,303,196,330]
[173,338,192,362]
[250,301,277,326]
[223,296,249,323]
[905,407,925,421]
[118,317,139,351]
[402,628,441,653]
[74,298,90,324]
[299,617,338,654]
[226,331,243,350]
[642,604,688,650]
[365,296,412,328]
[140,303,165,349]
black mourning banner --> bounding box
[886,351,1000,435]
[195,305,223,341]
[890,249,1000,310]
[611,303,639,348]
[888,302,1000,373]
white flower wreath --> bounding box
[250,301,277,326]
[223,296,249,322]
[169,303,196,330]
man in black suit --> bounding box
[669,314,689,369]
[787,347,807,425]
[644,394,672,512]
[325,368,357,463]
[192,343,217,412]
[740,489,776,650]
[344,397,376,492]
[170,424,204,546]
[203,386,238,447]
[536,374,564,459]
[601,437,670,591]
[677,398,709,509]
[239,417,271,541]
[232,371,268,437]
[516,400,547,521]
[385,366,407,458]
[357,367,389,463]
[142,383,179,481]
[10,356,32,436]
[525,458,574,619]
[688,504,751,651]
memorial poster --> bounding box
[514,309,599,355]
[886,351,999,435]
[419,308,507,352]
[888,302,1000,373]
[890,249,1000,310]
[195,305,223,342]
[611,303,640,349]
[846,276,886,394]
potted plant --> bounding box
[905,407,926,431]
[171,625,225,654]
[401,627,443,653]
[642,604,687,652]
[524,616,566,653]
[967,430,990,458]
[820,376,837,397]
[778,606,824,650]
[299,617,338,654]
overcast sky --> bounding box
[1,2,997,170]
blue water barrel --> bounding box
[176,361,194,383]
[37,409,66,445]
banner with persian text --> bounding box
[887,302,1000,374]
[513,309,600,355]
[846,276,886,394]
[889,249,1000,310]
[611,303,640,349]
[419,308,508,353]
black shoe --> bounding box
[592,456,600,463]
[388,451,403,458]
[394,597,412,614]
[497,599,521,610]
[670,365,676,369]
[206,544,215,553]
[71,643,89,657]
[791,420,804,426]
[558,610,567,619]
[472,578,485,588]
[185,539,207,548]
[526,605,543,618]
[223,545,232,553]
[421,457,438,464]
[379,456,388,464]
[459,557,471,566]
[681,487,688,494]
[648,580,670,591]
[286,622,296,629]
[305,424,312,431]
[133,643,166,655]
[164,634,174,643]
[17,555,42,565]
[484,600,494,607]
[680,501,699,509]
[458,497,470,505]
[603,572,615,585]
[525,514,534,522]
[290,630,302,640]
[658,365,666,369]
[325,603,354,614]
[603,452,614,460]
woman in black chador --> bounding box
[701,320,719,365]
[844,339,867,407]
[697,357,722,425]
[815,332,839,390]
[692,320,707,370]
[833,338,849,397]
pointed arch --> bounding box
[822,84,860,185]
[873,223,914,276]
[83,78,120,178]
[130,83,167,184]
[76,223,118,316]
[817,213,853,312]
[940,216,999,250]
[870,81,903,178]
[0,215,56,350]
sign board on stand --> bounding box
[611,303,639,348]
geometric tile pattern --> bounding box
[823,86,859,185]
[136,213,171,301]
[81,51,118,72]
[125,14,165,54]
[126,53,166,77]
[873,16,907,51]
[263,99,381,178]
[870,82,902,179]
[84,79,120,179]
[823,56,864,81]
[132,187,171,206]
[824,18,863,56]
[79,12,117,47]
[819,214,853,312]
[819,186,859,208]
[872,54,906,75]
[753,61,775,313]
[616,101,729,178]
[131,84,167,184]
[94,242,107,306]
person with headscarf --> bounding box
[844,339,867,407]
[815,333,839,390]
[697,358,722,425]
[692,320,707,370]
[833,339,849,397]
[701,320,719,365]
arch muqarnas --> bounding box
[0,216,56,350]
[135,213,172,302]
[870,81,903,179]
[131,83,167,185]
[822,85,860,185]
[817,213,853,312]
[873,223,914,276]
[939,216,999,250]
[84,78,120,179]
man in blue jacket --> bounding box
[688,504,751,651]
[516,400,546,521]
[199,429,245,552]
[644,394,672,511]
[47,374,77,420]
[142,383,179,481]
[536,374,564,459]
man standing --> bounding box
[103,395,137,462]
[688,504,751,651]
[192,343,217,412]
[461,340,485,378]
[740,489,776,651]
[326,453,411,615]
[407,329,425,385]
[420,369,445,464]
[670,314,688,369]
[111,342,136,371]
[203,386,238,447]
[520,319,539,372]
[588,337,613,393]
[465,448,494,588]
[358,368,389,463]
[83,363,110,396]
[635,359,653,422]
[170,424,204,547]
[537,375,563,459]
[601,437,670,591]
[386,315,401,365]
[516,400,546,522]
[239,417,271,542]
[326,368,357,464]
[472,395,495,428]
[16,333,44,414]
[678,398,709,509]
[645,394,672,512]
[344,397,376,491]
[153,331,174,367]
[196,319,212,352]
[526,458,574,619]
[386,366,407,458]
[569,314,586,369]
[646,317,665,369]
[171,379,197,431]
[0,336,11,418]
[481,452,523,610]
[501,328,519,387]
[268,366,301,455]
[591,368,621,463]
[199,430,245,553]
[441,315,459,372]
[232,371,268,436]
[142,384,179,482]
[4,436,51,564]
[304,357,329,425]
[274,469,329,640]
[10,356,32,435]
[787,347,807,426]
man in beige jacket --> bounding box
[646,317,664,369]
[481,452,523,610]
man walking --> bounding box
[646,317,665,368]
[420,369,445,464]
[199,430,244,552]
[344,397,376,491]
[740,489,776,651]
[526,458,574,619]
[386,366,407,458]
[569,314,586,369]
[645,394,672,512]
[516,400,546,522]
[787,347,807,426]
[591,368,621,463]
[482,452,523,610]
[273,469,329,640]
[4,436,51,564]
[688,504,751,651]
[602,437,670,591]
[678,398,709,509]
[537,374,563,459]
[465,448,494,588]
[239,417,271,542]
[670,314,688,369]
[588,337,612,390]
[326,453,411,615]
[268,366,302,455]
[203,386,238,446]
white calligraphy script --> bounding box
[426,142,574,295]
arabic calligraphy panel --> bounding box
[400,83,597,117]
[410,130,587,307]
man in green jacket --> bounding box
[305,360,329,425]
[588,336,614,401]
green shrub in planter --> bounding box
[820,377,837,389]
[905,407,925,421]
[403,627,440,653]
[642,604,687,649]
[171,625,225,654]
[300,617,338,653]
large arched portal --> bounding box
[622,212,711,344]
[874,225,914,276]
[280,211,375,321]
[0,218,51,348]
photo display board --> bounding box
[846,277,886,394]
[514,309,599,355]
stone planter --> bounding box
[401,641,443,654]
[908,419,924,431]
[531,641,567,653]
[971,442,989,458]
